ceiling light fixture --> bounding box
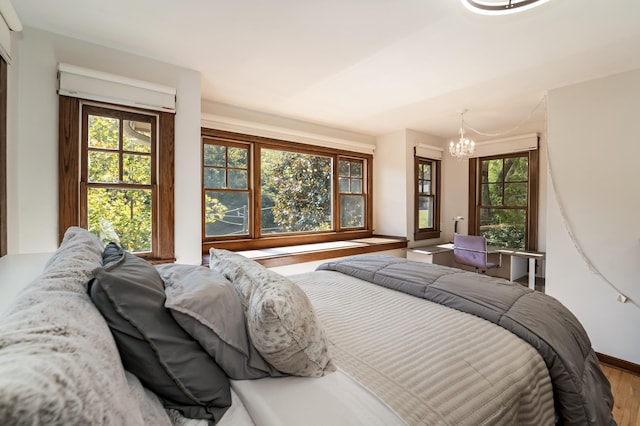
[461,0,552,15]
[449,110,475,160]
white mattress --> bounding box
[230,369,406,426]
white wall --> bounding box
[8,27,202,263]
[201,100,376,152]
[441,152,470,241]
[374,129,450,243]
[546,68,640,364]
[374,130,409,237]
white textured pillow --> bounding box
[209,249,335,377]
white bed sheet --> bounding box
[229,369,406,426]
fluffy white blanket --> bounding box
[0,227,175,425]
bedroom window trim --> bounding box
[414,156,441,241]
[468,149,539,251]
[201,128,373,252]
[337,156,368,231]
[0,57,6,257]
[58,96,175,262]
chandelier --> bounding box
[461,0,552,15]
[449,110,475,160]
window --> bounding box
[414,157,441,240]
[82,106,156,253]
[338,158,365,229]
[202,129,372,251]
[469,151,538,250]
[59,97,175,261]
[203,141,251,238]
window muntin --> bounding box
[338,159,365,229]
[201,129,372,247]
[83,107,156,253]
[203,141,251,238]
[414,157,440,240]
[476,153,532,250]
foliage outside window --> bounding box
[59,97,175,262]
[84,107,155,253]
[202,129,372,250]
[261,149,333,234]
[469,150,538,251]
[414,157,441,240]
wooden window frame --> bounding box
[202,138,252,241]
[468,150,539,251]
[0,58,6,257]
[201,128,373,253]
[59,96,175,262]
[337,157,367,231]
[414,156,441,240]
[80,105,157,255]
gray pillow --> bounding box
[156,264,282,380]
[89,243,231,423]
[209,249,336,377]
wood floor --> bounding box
[602,364,640,425]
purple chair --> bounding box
[453,234,502,273]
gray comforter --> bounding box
[316,255,615,426]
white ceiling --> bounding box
[13,0,640,140]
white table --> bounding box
[407,245,545,290]
[495,249,546,289]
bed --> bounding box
[0,228,615,426]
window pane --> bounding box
[339,160,350,177]
[123,153,151,184]
[261,149,332,234]
[123,120,151,153]
[504,182,528,206]
[339,177,350,193]
[204,191,249,237]
[351,178,362,194]
[479,208,526,249]
[418,196,433,229]
[340,195,364,228]
[505,157,528,181]
[228,147,248,168]
[204,144,226,167]
[480,183,503,206]
[204,168,226,189]
[89,115,119,149]
[422,163,431,180]
[481,159,502,183]
[88,151,119,183]
[351,161,362,178]
[87,187,152,253]
[422,181,431,194]
[228,169,248,189]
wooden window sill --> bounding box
[202,236,407,268]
